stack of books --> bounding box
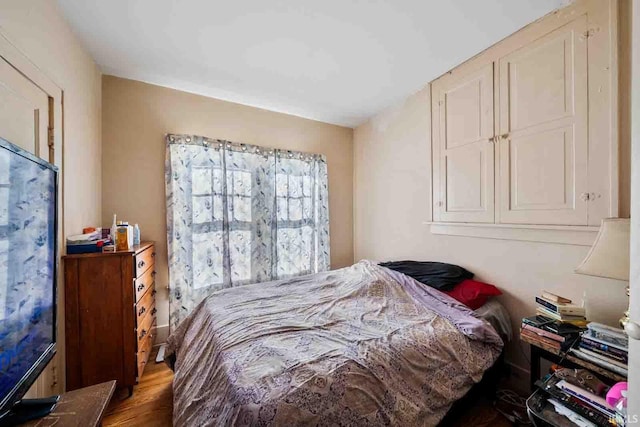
[570,322,629,377]
[535,291,588,327]
[66,229,109,254]
[536,372,619,427]
[521,315,584,352]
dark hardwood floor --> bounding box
[104,347,511,426]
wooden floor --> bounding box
[103,347,173,426]
[103,347,511,427]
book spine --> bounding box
[542,291,571,304]
[570,349,628,376]
[556,380,615,417]
[535,296,586,316]
[580,338,628,360]
[521,328,561,349]
[536,296,558,312]
[522,323,565,342]
[577,347,628,369]
[536,306,561,320]
[585,330,629,349]
[579,343,627,364]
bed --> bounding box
[165,260,506,426]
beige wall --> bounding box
[102,76,354,337]
[0,0,102,235]
[354,82,630,379]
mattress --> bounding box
[474,299,513,342]
[165,260,503,426]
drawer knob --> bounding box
[151,270,157,277]
[137,283,145,292]
[151,289,157,296]
[151,252,156,258]
[138,260,146,269]
[138,306,146,316]
[139,329,147,340]
[151,308,157,315]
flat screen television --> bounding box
[0,137,59,425]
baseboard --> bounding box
[152,323,170,345]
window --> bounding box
[191,166,253,288]
[166,135,330,329]
[276,172,315,277]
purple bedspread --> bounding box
[165,260,503,426]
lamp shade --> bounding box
[575,218,630,281]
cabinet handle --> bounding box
[137,283,145,292]
[138,260,146,269]
[500,133,509,140]
[151,252,156,258]
[151,308,157,315]
[138,306,146,316]
[139,329,147,340]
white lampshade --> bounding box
[575,218,630,281]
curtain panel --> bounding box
[165,134,330,329]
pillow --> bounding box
[444,279,502,310]
[379,260,473,291]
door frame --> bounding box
[0,31,65,395]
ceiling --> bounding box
[57,0,566,127]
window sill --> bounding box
[423,222,599,246]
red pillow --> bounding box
[444,279,502,310]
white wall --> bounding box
[353,86,628,378]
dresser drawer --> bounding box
[136,300,156,347]
[135,246,155,278]
[134,267,155,302]
[136,320,155,380]
[135,286,156,327]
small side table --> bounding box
[521,332,626,390]
[20,381,116,427]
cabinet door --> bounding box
[432,63,494,223]
[497,15,588,225]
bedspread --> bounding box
[165,260,503,426]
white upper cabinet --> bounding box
[432,63,494,223]
[431,0,618,232]
[497,15,588,225]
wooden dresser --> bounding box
[63,242,156,395]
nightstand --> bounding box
[521,331,626,390]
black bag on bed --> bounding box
[379,260,473,291]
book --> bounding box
[522,315,556,328]
[577,347,628,369]
[556,380,615,418]
[521,328,561,350]
[522,323,566,342]
[582,333,628,352]
[586,323,628,348]
[580,336,628,361]
[569,348,628,376]
[542,291,572,304]
[536,307,588,326]
[544,321,586,336]
[547,398,598,427]
[535,296,586,316]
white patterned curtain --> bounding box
[165,134,330,329]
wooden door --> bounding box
[0,51,57,397]
[497,15,588,225]
[0,56,50,160]
[432,63,495,223]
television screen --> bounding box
[0,138,57,412]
